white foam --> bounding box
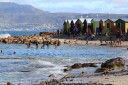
[0,33,11,38]
[37,60,55,66]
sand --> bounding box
[62,73,128,85]
[52,38,128,47]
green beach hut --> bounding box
[91,18,100,35]
[115,18,128,34]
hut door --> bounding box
[91,23,93,33]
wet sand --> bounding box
[52,38,128,47]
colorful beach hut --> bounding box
[91,18,101,35]
[103,19,117,36]
[115,18,128,34]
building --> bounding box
[115,18,128,34]
[103,19,117,36]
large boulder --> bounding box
[101,57,125,70]
[71,63,82,69]
[95,57,125,73]
[7,82,13,85]
[82,63,97,67]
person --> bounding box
[86,38,88,44]
[57,39,60,46]
[57,29,59,35]
[41,38,45,49]
[46,40,50,48]
[54,40,57,48]
[1,50,2,53]
[13,51,16,55]
[26,41,31,48]
[91,33,95,40]
[35,41,38,49]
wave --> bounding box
[29,60,56,68]
[0,33,11,38]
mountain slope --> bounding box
[0,2,128,30]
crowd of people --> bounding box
[26,38,61,49]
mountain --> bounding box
[0,2,128,31]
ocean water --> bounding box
[0,31,128,84]
[0,30,45,37]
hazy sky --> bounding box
[1,0,128,14]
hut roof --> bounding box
[91,18,109,22]
[84,18,92,23]
[105,19,118,22]
[120,18,128,22]
[92,18,101,22]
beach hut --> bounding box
[91,18,101,35]
[103,19,117,36]
[63,20,71,35]
[75,19,83,34]
[85,18,93,35]
[115,18,128,34]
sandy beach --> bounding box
[61,71,128,85]
[52,38,128,47]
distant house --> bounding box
[115,18,128,34]
[99,19,106,35]
[103,19,117,36]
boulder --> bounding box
[71,63,82,69]
[63,67,72,72]
[95,68,110,73]
[7,82,13,85]
[95,57,125,73]
[101,57,125,69]
[82,63,97,67]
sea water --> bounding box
[0,31,127,84]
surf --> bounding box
[0,33,11,38]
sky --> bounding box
[0,0,128,14]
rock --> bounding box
[63,67,72,72]
[41,79,61,85]
[61,74,72,80]
[7,82,13,85]
[95,68,110,73]
[48,74,55,78]
[101,57,125,70]
[95,57,125,73]
[71,63,82,69]
[71,63,97,69]
[82,63,97,67]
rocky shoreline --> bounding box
[0,33,128,47]
[6,57,128,85]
